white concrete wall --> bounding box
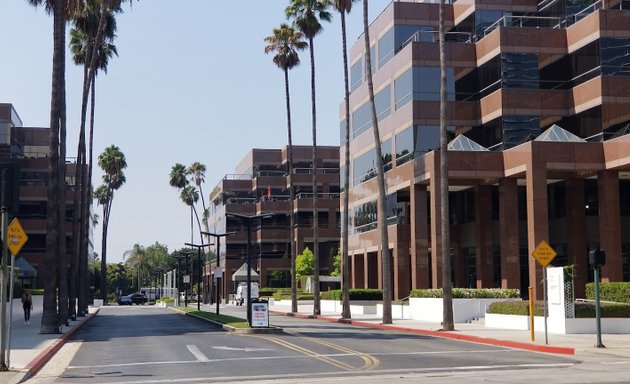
[409,298,514,323]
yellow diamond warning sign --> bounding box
[531,240,557,268]
[7,218,28,256]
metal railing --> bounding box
[399,30,474,53]
[295,192,341,200]
[225,197,256,205]
[293,167,340,175]
[483,15,561,37]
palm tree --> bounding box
[439,0,454,331]
[69,3,118,319]
[180,185,202,243]
[24,0,84,336]
[333,0,358,320]
[362,0,392,324]
[286,0,332,317]
[96,145,127,304]
[169,163,188,189]
[264,23,308,314]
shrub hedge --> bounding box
[259,288,278,297]
[410,288,520,299]
[320,289,383,301]
[585,282,630,304]
[271,289,313,301]
[487,300,630,318]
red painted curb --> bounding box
[23,308,100,380]
[269,310,575,355]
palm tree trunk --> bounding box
[340,10,352,320]
[439,0,454,331]
[41,0,63,334]
[80,76,97,316]
[363,0,392,324]
[101,208,109,304]
[70,57,91,321]
[309,36,321,317]
[284,67,298,314]
[58,63,69,327]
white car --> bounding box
[235,283,259,306]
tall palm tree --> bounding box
[286,0,332,317]
[362,0,392,324]
[25,0,84,336]
[169,163,188,189]
[264,23,308,314]
[180,185,202,243]
[69,3,118,319]
[333,0,358,320]
[439,0,454,331]
[96,145,127,304]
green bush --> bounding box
[487,301,630,318]
[158,297,175,303]
[320,289,383,301]
[259,288,278,297]
[575,302,630,318]
[585,282,630,303]
[272,289,311,301]
[487,301,545,316]
[31,289,44,296]
[410,288,520,299]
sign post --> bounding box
[531,240,557,345]
[6,217,28,368]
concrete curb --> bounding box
[272,310,575,356]
[12,308,100,384]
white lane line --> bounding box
[187,344,210,362]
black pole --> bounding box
[176,258,181,305]
[216,236,221,315]
[184,255,189,307]
[246,219,252,327]
[197,248,201,311]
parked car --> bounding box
[118,293,148,305]
[235,282,259,306]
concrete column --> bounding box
[393,243,411,300]
[526,163,548,300]
[598,171,623,282]
[475,185,494,288]
[429,157,443,288]
[410,184,430,288]
[566,179,588,298]
[499,178,520,289]
[363,251,370,289]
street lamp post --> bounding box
[185,242,212,311]
[175,252,194,307]
[226,212,271,326]
[201,231,236,315]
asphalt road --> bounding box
[27,306,589,384]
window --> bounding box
[414,67,455,101]
[395,24,434,51]
[601,38,630,77]
[396,127,414,165]
[378,28,395,68]
[350,58,363,92]
[364,45,377,78]
[502,115,540,148]
[501,53,539,89]
[382,139,392,172]
[375,85,391,122]
[395,68,413,109]
[352,200,377,233]
[352,148,376,186]
[352,85,392,138]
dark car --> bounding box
[118,293,147,305]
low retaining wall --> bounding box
[485,313,630,334]
[409,298,513,323]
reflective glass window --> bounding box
[502,115,540,148]
[395,68,413,109]
[352,148,376,186]
[414,67,455,101]
[395,24,434,52]
[350,58,363,92]
[375,85,391,122]
[352,200,377,233]
[352,102,372,138]
[382,139,392,172]
[501,53,539,89]
[378,28,395,68]
[396,127,414,166]
[601,38,630,76]
[415,125,441,154]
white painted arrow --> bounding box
[213,346,270,352]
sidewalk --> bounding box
[0,297,98,384]
[257,302,630,359]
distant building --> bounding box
[343,0,630,300]
[0,103,81,288]
[206,146,340,300]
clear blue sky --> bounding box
[0,0,391,263]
